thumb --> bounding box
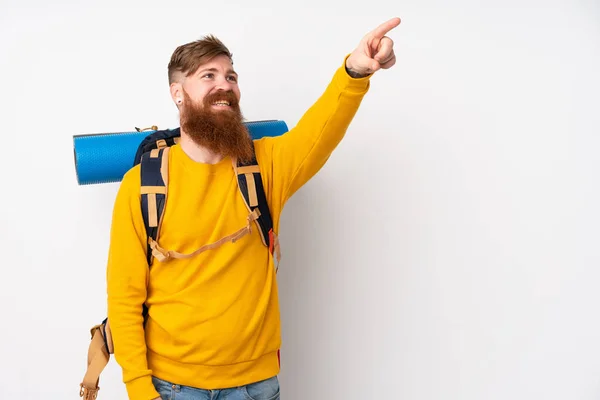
[370,60,381,72]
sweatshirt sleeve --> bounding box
[260,55,370,210]
[106,166,161,400]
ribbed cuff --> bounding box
[337,54,371,93]
[125,375,161,400]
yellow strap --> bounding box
[236,165,260,175]
[140,186,167,195]
[245,173,259,207]
[149,209,261,262]
[147,193,158,228]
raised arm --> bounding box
[258,17,401,208]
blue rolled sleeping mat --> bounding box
[73,120,289,185]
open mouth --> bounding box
[212,100,231,107]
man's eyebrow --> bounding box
[196,67,238,76]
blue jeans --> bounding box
[152,376,280,400]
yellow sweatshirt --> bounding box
[106,56,370,400]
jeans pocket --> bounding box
[241,376,280,400]
[152,376,174,400]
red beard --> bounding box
[180,89,254,163]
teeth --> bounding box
[213,101,230,106]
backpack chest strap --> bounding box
[148,208,261,262]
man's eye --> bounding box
[202,73,214,79]
[227,76,238,82]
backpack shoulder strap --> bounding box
[133,128,180,167]
[140,147,170,265]
[138,144,280,267]
[234,154,274,251]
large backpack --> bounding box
[79,127,280,400]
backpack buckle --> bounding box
[79,383,99,399]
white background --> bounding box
[1,0,599,399]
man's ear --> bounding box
[170,82,183,106]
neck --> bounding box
[179,131,224,164]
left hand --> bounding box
[346,17,401,77]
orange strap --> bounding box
[149,209,261,262]
[79,325,110,399]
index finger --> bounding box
[371,17,401,39]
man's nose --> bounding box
[215,77,234,91]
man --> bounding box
[107,17,400,400]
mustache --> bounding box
[180,88,254,163]
[203,90,239,107]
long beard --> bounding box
[180,89,254,164]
